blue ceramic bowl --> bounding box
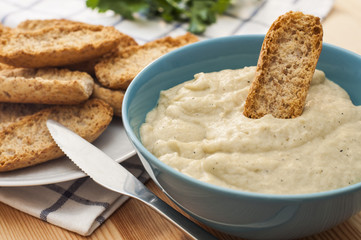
[122,35,361,239]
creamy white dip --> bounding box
[140,66,361,194]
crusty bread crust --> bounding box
[0,68,94,104]
[0,98,113,172]
[0,24,123,68]
[16,19,91,31]
[0,62,13,70]
[243,11,323,119]
[92,83,125,117]
[95,33,198,90]
[0,24,11,35]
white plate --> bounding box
[0,118,135,186]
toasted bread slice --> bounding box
[65,32,138,76]
[95,33,198,90]
[0,23,11,34]
[16,19,138,51]
[0,24,123,68]
[0,62,13,70]
[0,68,94,104]
[16,19,90,31]
[0,103,47,132]
[16,19,138,75]
[243,11,323,119]
[0,98,113,172]
[92,83,125,117]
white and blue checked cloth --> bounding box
[0,0,333,236]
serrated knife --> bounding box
[46,119,217,240]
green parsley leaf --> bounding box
[86,0,232,34]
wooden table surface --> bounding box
[1,0,361,239]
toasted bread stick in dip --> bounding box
[243,11,323,119]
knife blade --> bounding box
[46,119,218,240]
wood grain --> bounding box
[1,0,361,239]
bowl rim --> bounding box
[122,34,361,201]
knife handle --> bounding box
[138,190,218,240]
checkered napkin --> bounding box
[0,155,148,236]
[0,0,334,236]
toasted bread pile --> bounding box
[0,19,198,172]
